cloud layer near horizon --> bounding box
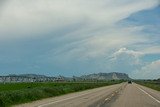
[0,0,159,79]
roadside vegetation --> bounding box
[135,79,160,91]
[0,80,124,107]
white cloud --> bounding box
[0,0,158,59]
[109,48,143,64]
[50,25,148,60]
[113,48,143,58]
[0,0,159,77]
[132,60,160,79]
[141,46,160,54]
[0,0,159,41]
[96,48,144,76]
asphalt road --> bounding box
[109,83,160,107]
[15,83,160,107]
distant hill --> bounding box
[0,72,131,83]
[18,74,47,78]
[8,74,48,78]
[80,72,130,80]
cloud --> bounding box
[106,48,160,79]
[111,47,143,59]
[0,0,159,41]
[0,0,158,57]
[132,60,160,79]
[141,46,160,54]
[0,0,159,77]
[48,25,148,62]
[105,48,144,74]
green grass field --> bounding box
[0,81,123,107]
[135,80,160,91]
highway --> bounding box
[15,83,160,107]
[108,83,160,107]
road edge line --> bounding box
[137,86,160,104]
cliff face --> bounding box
[81,72,131,80]
[0,72,131,83]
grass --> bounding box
[135,80,160,91]
[0,80,123,107]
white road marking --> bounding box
[137,86,160,104]
[105,98,109,101]
[38,92,90,107]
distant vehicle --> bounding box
[128,81,132,84]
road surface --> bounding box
[108,83,160,107]
[15,83,160,107]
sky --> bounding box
[0,0,160,79]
